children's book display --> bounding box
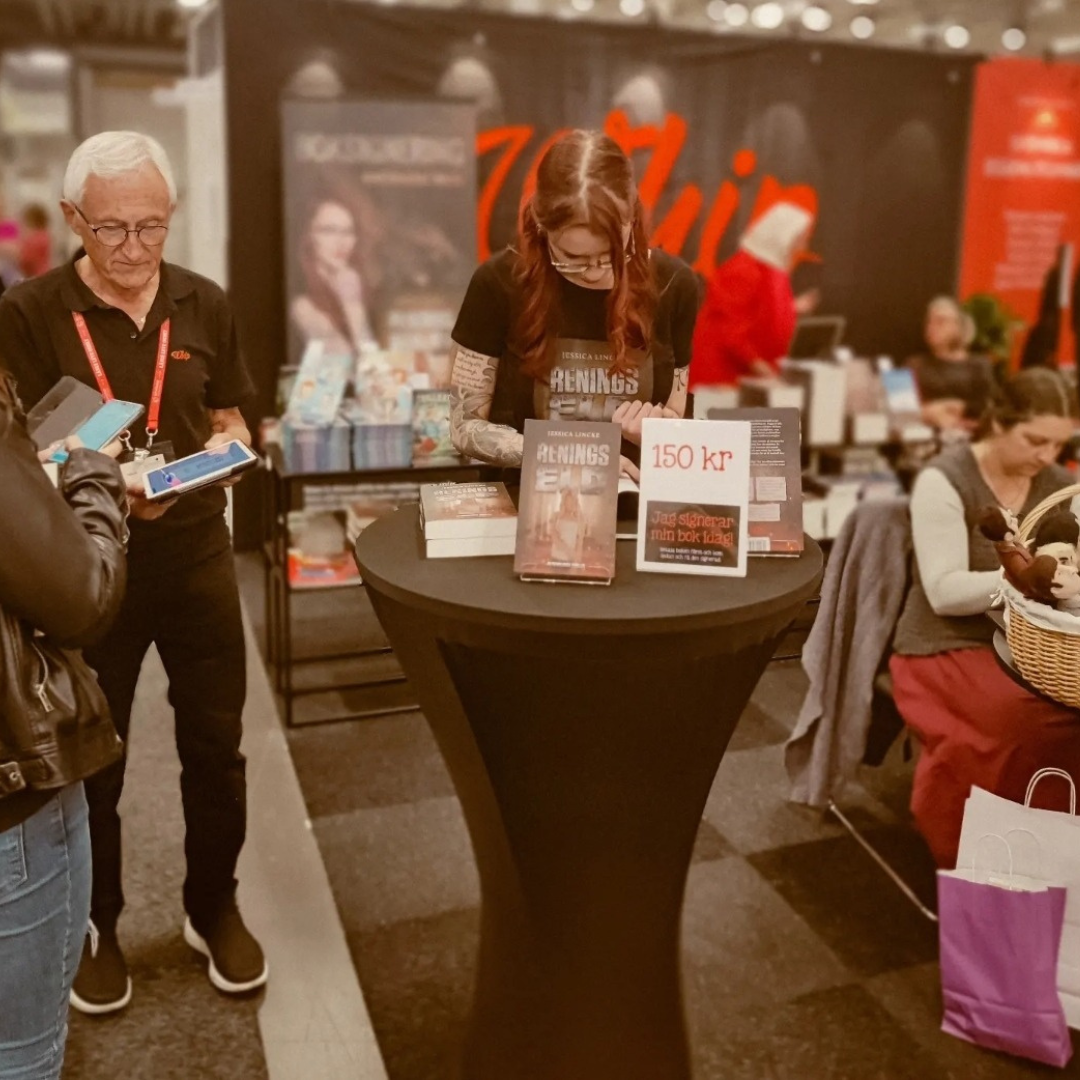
[275,344,460,473]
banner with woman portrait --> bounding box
[281,99,477,388]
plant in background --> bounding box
[962,292,1024,364]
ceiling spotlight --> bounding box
[801,4,832,31]
[707,0,727,21]
[620,0,646,16]
[724,2,750,26]
[849,14,875,39]
[1002,26,1027,51]
[572,0,595,11]
[751,2,785,29]
[176,0,211,9]
[943,24,971,49]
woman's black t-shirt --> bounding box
[451,247,700,434]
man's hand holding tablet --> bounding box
[141,440,259,503]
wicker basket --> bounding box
[1003,482,1080,707]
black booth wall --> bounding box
[222,0,976,547]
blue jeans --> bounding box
[0,784,91,1080]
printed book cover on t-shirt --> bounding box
[514,420,621,584]
[419,482,517,541]
[533,339,652,423]
[636,418,751,577]
[707,407,803,556]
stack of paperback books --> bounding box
[419,482,518,558]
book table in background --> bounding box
[354,507,823,1080]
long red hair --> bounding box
[514,130,656,379]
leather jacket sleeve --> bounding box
[0,414,129,648]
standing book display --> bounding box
[707,407,803,556]
[636,417,752,577]
[514,420,622,585]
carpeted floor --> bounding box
[63,646,267,1080]
[237,552,1080,1080]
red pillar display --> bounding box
[959,59,1080,367]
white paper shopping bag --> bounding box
[957,769,1080,1027]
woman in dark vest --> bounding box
[891,368,1080,867]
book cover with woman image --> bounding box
[514,420,622,585]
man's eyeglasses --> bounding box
[71,204,168,248]
[547,236,634,276]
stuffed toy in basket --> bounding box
[983,483,1080,708]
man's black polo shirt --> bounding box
[0,255,255,569]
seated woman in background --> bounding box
[890,368,1080,867]
[905,296,996,435]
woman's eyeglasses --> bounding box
[547,236,635,276]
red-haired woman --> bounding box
[449,130,700,477]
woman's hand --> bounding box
[794,288,821,316]
[38,435,124,462]
[748,359,778,380]
[125,482,177,521]
[618,455,640,482]
[612,400,676,445]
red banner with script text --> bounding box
[959,59,1080,367]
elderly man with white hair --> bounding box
[0,131,266,1013]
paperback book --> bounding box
[285,341,353,426]
[286,509,360,588]
[706,407,803,556]
[514,420,622,584]
[412,388,458,462]
[881,367,933,442]
[419,482,517,558]
[636,417,752,577]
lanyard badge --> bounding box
[72,311,171,454]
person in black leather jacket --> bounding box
[0,368,127,1080]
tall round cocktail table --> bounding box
[355,508,822,1080]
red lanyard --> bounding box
[72,312,171,445]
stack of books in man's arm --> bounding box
[419,482,518,558]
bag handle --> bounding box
[970,829,1045,890]
[1016,483,1080,545]
[970,833,1014,884]
[1004,827,1045,881]
[1025,768,1077,815]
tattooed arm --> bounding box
[448,343,525,468]
[665,364,689,419]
